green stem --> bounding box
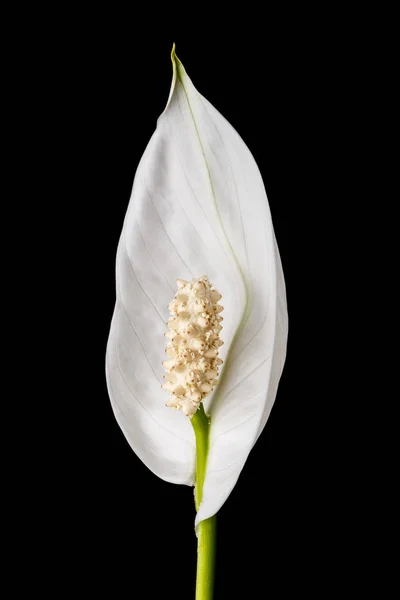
[191,405,217,600]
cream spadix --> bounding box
[162,275,224,417]
[105,47,288,526]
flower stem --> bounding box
[191,404,216,600]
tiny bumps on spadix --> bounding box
[162,275,224,417]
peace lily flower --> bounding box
[106,45,288,599]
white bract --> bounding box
[106,48,288,526]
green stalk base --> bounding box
[195,515,216,600]
[191,405,216,600]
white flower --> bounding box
[106,47,288,527]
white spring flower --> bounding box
[106,46,288,534]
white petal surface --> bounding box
[106,50,288,517]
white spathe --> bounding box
[105,48,288,526]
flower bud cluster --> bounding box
[162,275,224,417]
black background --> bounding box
[19,19,359,599]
